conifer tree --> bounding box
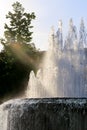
[4,1,36,44]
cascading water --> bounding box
[1,19,87,130]
[26,18,87,98]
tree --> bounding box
[3,1,36,45]
[0,1,43,102]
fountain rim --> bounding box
[1,97,87,106]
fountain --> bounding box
[0,19,87,130]
[26,18,86,98]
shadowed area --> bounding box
[0,43,44,102]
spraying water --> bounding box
[26,19,87,98]
[0,19,87,130]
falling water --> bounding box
[1,19,87,130]
[26,18,87,98]
[0,102,9,130]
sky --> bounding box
[0,0,87,50]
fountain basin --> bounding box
[0,98,87,130]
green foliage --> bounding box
[0,44,43,100]
[4,1,36,44]
[0,1,45,102]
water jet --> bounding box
[1,19,87,130]
[26,18,87,98]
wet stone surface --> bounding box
[0,98,87,130]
